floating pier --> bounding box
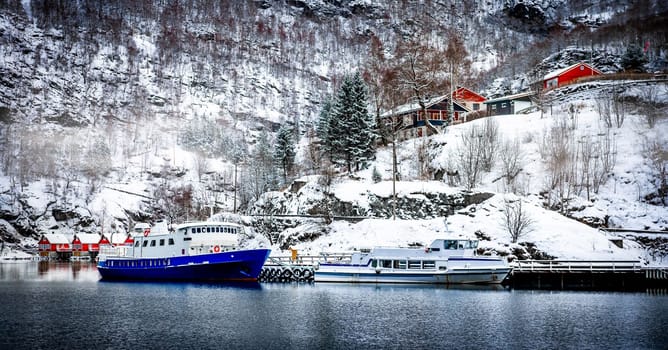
[508,260,668,290]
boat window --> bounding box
[232,228,237,234]
[159,239,165,246]
[168,238,175,245]
[150,240,156,247]
[207,227,211,233]
[458,241,464,249]
[393,260,407,269]
[215,227,219,233]
[143,240,148,247]
[371,259,377,268]
[196,228,201,233]
[134,241,140,247]
[408,261,421,269]
[191,228,195,234]
[184,237,192,241]
[423,261,436,269]
[444,240,458,250]
[381,260,392,268]
[223,227,227,233]
[471,240,478,249]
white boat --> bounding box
[314,238,511,284]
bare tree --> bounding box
[501,198,535,243]
[540,114,576,211]
[596,95,613,128]
[392,36,451,136]
[457,125,485,190]
[639,84,664,128]
[642,136,668,205]
[480,118,500,172]
[500,138,524,193]
[611,87,626,128]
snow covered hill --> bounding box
[0,1,667,265]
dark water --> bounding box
[0,263,666,350]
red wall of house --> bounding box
[545,64,601,89]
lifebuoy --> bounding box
[213,245,220,253]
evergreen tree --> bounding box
[250,130,278,200]
[274,124,296,183]
[327,72,376,172]
[317,97,333,155]
[621,44,647,72]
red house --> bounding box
[543,62,602,90]
[452,87,486,117]
[71,234,102,255]
[37,233,72,260]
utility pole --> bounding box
[233,162,238,213]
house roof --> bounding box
[483,91,535,104]
[75,233,101,244]
[381,95,469,117]
[453,87,486,102]
[543,62,602,81]
[42,233,70,244]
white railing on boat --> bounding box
[512,260,643,272]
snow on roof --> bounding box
[43,233,70,244]
[483,91,535,104]
[75,233,101,244]
[543,62,602,80]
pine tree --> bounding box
[274,124,295,183]
[621,44,647,72]
[327,72,376,172]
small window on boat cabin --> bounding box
[196,228,201,233]
[184,237,192,241]
[371,259,377,268]
[444,240,458,250]
[207,227,211,233]
[423,261,436,269]
[381,260,392,268]
[159,239,165,246]
[393,260,407,269]
[150,240,156,247]
[191,228,196,234]
[168,238,175,245]
[134,241,140,247]
[143,240,148,247]
[408,261,421,269]
[215,227,220,233]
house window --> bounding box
[473,103,479,111]
[580,65,584,70]
[491,105,497,110]
[501,103,507,108]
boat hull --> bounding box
[315,263,512,284]
[97,249,270,282]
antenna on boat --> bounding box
[443,217,449,233]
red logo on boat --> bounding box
[143,228,150,237]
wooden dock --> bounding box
[509,260,668,290]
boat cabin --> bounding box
[101,221,244,259]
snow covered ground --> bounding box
[1,82,666,267]
[267,81,668,266]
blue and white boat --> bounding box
[97,221,270,282]
[314,238,511,284]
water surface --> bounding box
[0,262,666,349]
